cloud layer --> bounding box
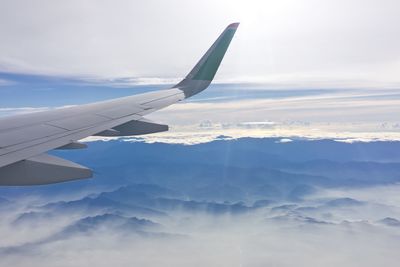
[0,0,399,87]
[113,87,400,144]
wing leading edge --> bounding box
[0,22,239,185]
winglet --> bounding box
[227,22,240,29]
[174,22,239,98]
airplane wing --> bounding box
[0,23,239,185]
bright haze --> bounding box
[0,0,399,88]
[1,1,400,267]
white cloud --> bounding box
[0,105,77,117]
[277,138,293,143]
[0,0,399,87]
[0,107,50,117]
[2,87,400,145]
[112,87,400,144]
[0,79,14,86]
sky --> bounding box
[0,0,399,87]
[1,2,400,266]
[0,0,400,142]
[0,0,400,144]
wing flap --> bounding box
[0,153,92,185]
[96,119,168,136]
[57,141,88,150]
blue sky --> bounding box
[0,72,158,107]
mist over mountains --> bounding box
[1,138,400,266]
[3,137,400,200]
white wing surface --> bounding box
[0,23,239,185]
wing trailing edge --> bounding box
[0,154,92,185]
[95,119,168,137]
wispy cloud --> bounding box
[0,105,76,117]
[0,78,14,86]
[0,107,50,117]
